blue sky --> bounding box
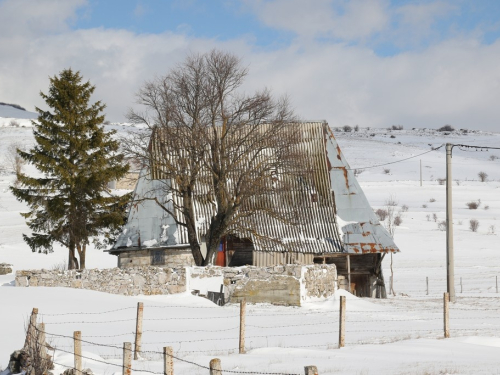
[71,0,500,55]
[1,0,500,131]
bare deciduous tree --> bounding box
[5,142,27,185]
[124,50,303,266]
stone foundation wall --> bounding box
[15,267,186,296]
[16,264,336,306]
[117,248,195,268]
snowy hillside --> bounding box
[0,103,37,123]
[1,121,500,374]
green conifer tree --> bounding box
[11,69,130,269]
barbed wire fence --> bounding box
[22,293,500,375]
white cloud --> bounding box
[245,0,389,41]
[1,0,500,131]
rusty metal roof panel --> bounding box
[324,127,399,254]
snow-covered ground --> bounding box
[1,119,500,374]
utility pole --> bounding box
[446,144,455,302]
[420,159,422,187]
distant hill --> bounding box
[0,103,37,119]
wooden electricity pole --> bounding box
[446,144,455,303]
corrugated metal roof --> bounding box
[113,122,398,255]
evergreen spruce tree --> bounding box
[11,69,130,269]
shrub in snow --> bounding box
[438,221,446,231]
[466,200,480,209]
[383,168,390,174]
[401,204,409,212]
[489,225,496,235]
[469,219,479,232]
[484,205,490,210]
[433,213,438,222]
[429,198,436,202]
[426,214,430,221]
[437,178,446,185]
[375,208,388,221]
[438,124,454,132]
[343,125,352,132]
[478,171,488,182]
[422,204,428,208]
[394,215,403,226]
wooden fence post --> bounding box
[134,302,144,360]
[164,346,173,375]
[123,342,132,375]
[443,292,450,338]
[339,296,346,348]
[209,358,222,375]
[37,323,47,359]
[304,365,319,375]
[74,331,82,372]
[24,308,38,349]
[239,299,246,354]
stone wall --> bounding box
[190,264,337,306]
[116,248,195,268]
[16,264,336,306]
[15,267,186,296]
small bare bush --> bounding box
[354,168,363,177]
[426,214,430,221]
[383,168,390,174]
[457,220,462,225]
[354,125,359,132]
[391,125,403,130]
[401,204,409,212]
[429,198,436,203]
[466,200,480,209]
[343,125,352,132]
[9,119,20,127]
[489,155,498,161]
[437,178,446,185]
[455,179,460,186]
[489,225,496,235]
[375,208,388,221]
[469,219,479,232]
[438,124,454,132]
[484,205,489,210]
[478,171,488,182]
[394,215,403,226]
[422,204,428,208]
[432,213,438,222]
[437,221,446,231]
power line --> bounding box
[347,144,445,170]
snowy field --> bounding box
[1,113,500,374]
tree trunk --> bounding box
[203,213,229,266]
[76,244,86,270]
[183,193,204,266]
[68,240,79,270]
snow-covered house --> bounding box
[108,121,399,297]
